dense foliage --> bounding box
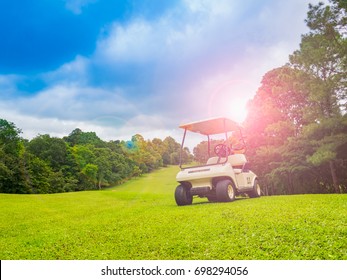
[0,120,192,194]
[244,0,347,195]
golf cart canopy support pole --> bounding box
[207,135,210,158]
[179,128,187,168]
[224,118,230,151]
[239,126,246,150]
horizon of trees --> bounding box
[0,122,192,194]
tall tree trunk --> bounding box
[329,160,340,193]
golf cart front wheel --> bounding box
[175,184,193,206]
[248,179,261,198]
[216,179,236,202]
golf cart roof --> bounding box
[179,117,241,135]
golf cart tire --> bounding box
[175,184,193,206]
[206,193,217,202]
[216,179,236,202]
[248,179,261,198]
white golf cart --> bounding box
[175,117,261,206]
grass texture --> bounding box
[0,165,346,260]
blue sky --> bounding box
[0,0,318,143]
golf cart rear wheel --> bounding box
[175,184,193,206]
[216,179,236,202]
[248,179,261,198]
[206,193,217,202]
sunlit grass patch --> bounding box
[0,166,346,259]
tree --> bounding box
[26,135,68,172]
[94,148,112,189]
[0,119,28,193]
[70,144,96,169]
[244,1,347,194]
[246,67,311,142]
[193,141,210,164]
[290,2,346,117]
[64,128,105,147]
[124,134,161,172]
[81,163,98,189]
[0,119,22,155]
[289,1,347,192]
[25,155,52,194]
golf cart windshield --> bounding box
[179,117,244,168]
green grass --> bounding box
[0,165,346,260]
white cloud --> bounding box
[96,20,160,63]
[94,1,236,65]
[64,0,97,14]
[0,74,23,95]
[42,56,89,86]
[93,0,312,109]
[3,0,322,143]
[0,107,184,145]
[1,109,90,139]
[1,84,136,122]
[94,0,312,68]
[111,114,183,142]
[183,0,234,16]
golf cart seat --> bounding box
[206,154,247,167]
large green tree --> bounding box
[26,134,69,172]
[245,0,347,194]
[245,67,314,194]
[0,119,28,193]
[289,0,347,192]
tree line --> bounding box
[244,0,347,194]
[0,122,192,194]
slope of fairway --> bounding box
[0,165,346,260]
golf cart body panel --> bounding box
[175,117,261,205]
[176,158,255,191]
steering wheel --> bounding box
[214,144,231,157]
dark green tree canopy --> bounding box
[245,0,347,194]
[64,128,105,147]
[0,123,187,194]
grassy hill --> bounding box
[0,165,346,260]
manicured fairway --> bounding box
[0,166,346,259]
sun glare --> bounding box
[207,79,251,124]
[227,97,248,123]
